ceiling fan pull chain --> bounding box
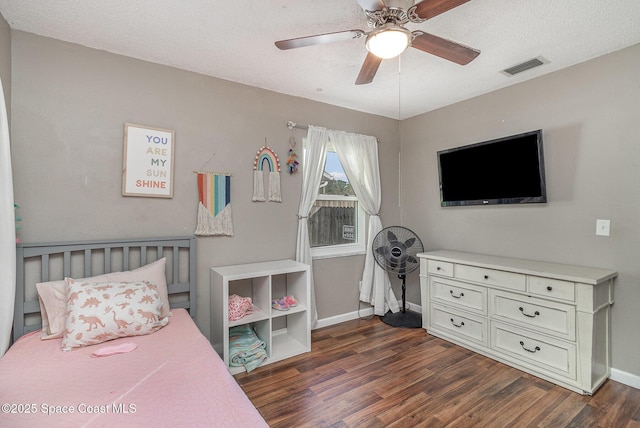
[398,54,402,120]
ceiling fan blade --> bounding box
[412,0,471,20]
[355,0,386,12]
[411,32,480,65]
[275,30,365,50]
[355,52,383,85]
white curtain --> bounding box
[330,130,398,316]
[0,78,16,357]
[295,126,328,327]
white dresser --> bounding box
[419,250,617,394]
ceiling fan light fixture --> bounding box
[365,24,411,59]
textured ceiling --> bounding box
[0,0,639,119]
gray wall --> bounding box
[0,13,10,119]
[8,31,401,340]
[400,43,640,376]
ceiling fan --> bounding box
[275,0,480,85]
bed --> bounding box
[1,237,268,427]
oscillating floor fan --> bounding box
[372,226,424,328]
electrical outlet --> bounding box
[596,219,611,236]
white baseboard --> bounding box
[314,301,422,330]
[314,307,374,330]
[610,368,640,390]
[404,301,422,314]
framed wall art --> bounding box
[122,123,175,198]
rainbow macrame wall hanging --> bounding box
[195,172,233,236]
[252,145,281,202]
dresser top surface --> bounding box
[418,250,617,285]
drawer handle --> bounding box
[450,318,465,328]
[484,275,489,280]
[546,286,553,291]
[519,307,540,318]
[436,266,442,270]
[450,290,465,299]
[519,341,541,353]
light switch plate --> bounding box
[596,219,611,236]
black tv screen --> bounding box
[437,130,547,206]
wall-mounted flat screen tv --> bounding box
[437,130,547,207]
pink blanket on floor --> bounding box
[0,309,267,427]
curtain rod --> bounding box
[287,121,308,131]
[286,121,380,143]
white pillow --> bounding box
[61,279,168,351]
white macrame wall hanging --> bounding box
[252,145,281,202]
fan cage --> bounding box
[372,226,423,276]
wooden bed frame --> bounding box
[13,236,196,343]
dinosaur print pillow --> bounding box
[36,258,171,341]
[61,279,168,351]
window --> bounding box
[309,151,366,258]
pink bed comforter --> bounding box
[0,309,268,427]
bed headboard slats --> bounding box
[13,236,197,343]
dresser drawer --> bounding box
[430,277,487,316]
[491,322,576,380]
[431,304,488,346]
[490,290,575,341]
[456,264,526,292]
[427,260,454,277]
[529,276,575,302]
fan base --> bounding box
[380,310,422,329]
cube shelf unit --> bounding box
[210,259,311,374]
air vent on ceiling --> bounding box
[501,57,548,76]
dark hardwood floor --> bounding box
[235,316,640,428]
